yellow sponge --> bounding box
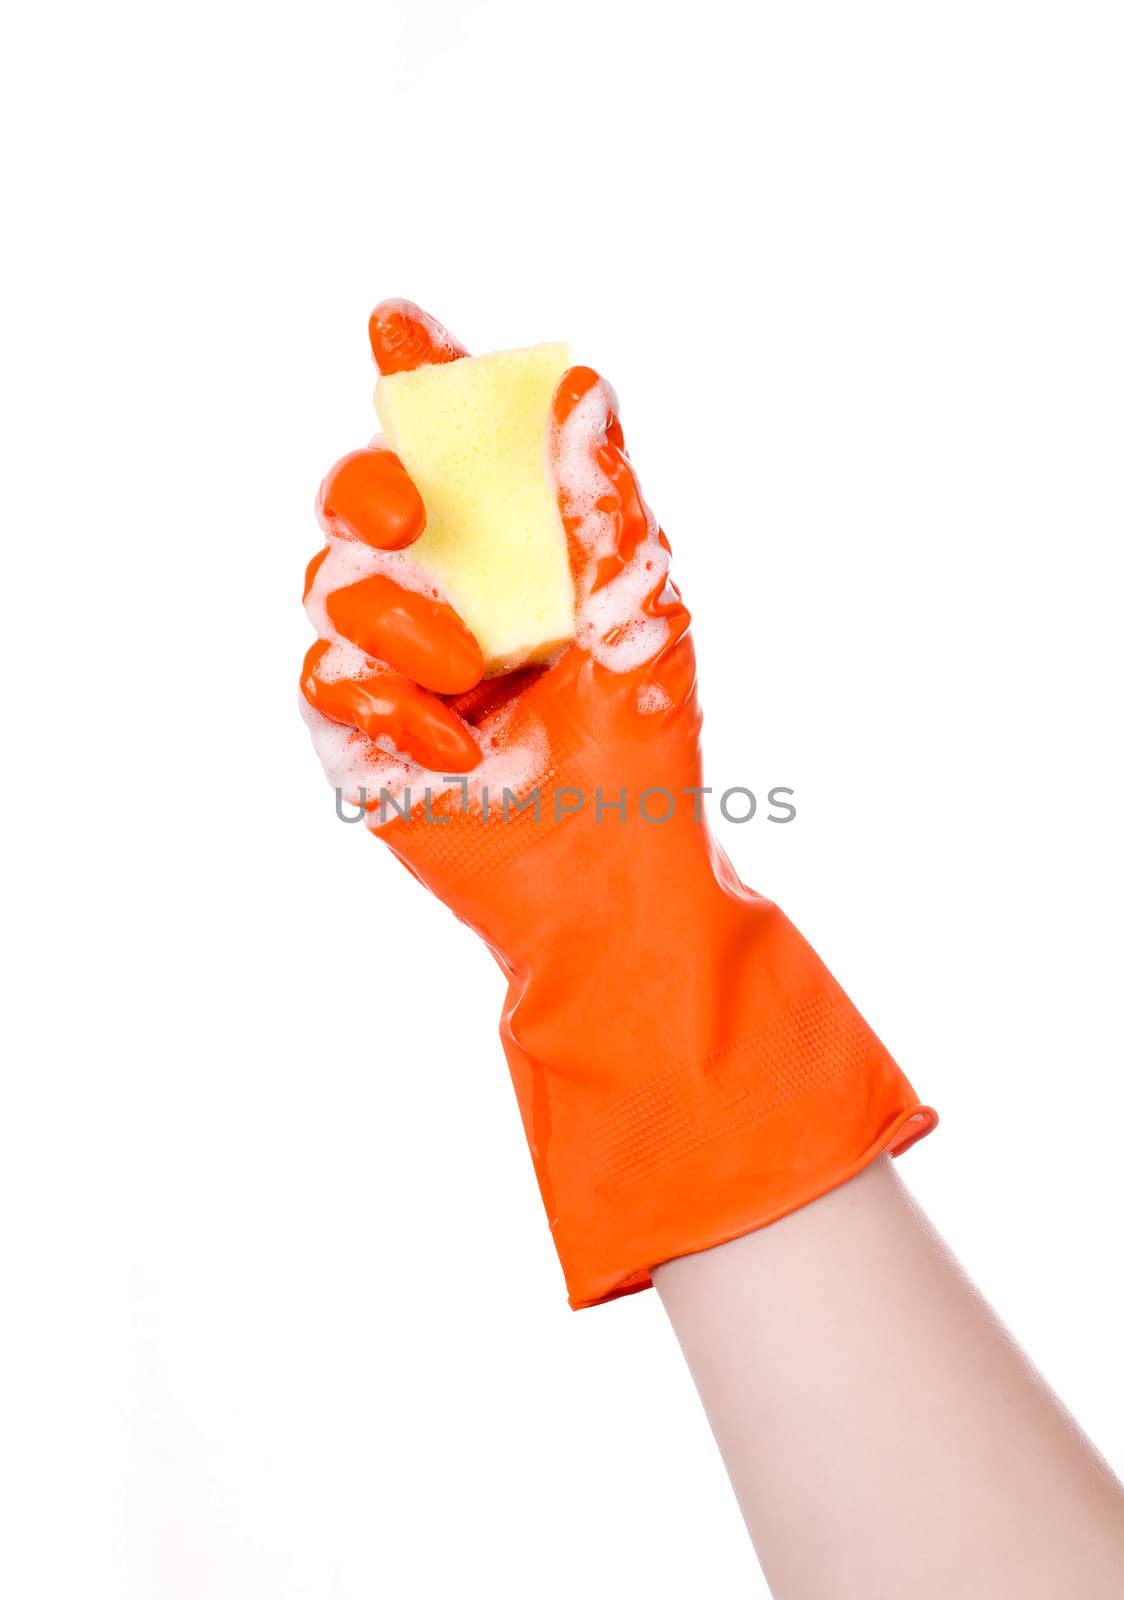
[374,343,576,674]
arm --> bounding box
[654,1155,1124,1599]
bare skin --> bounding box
[654,1155,1124,1599]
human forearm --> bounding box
[654,1156,1124,1599]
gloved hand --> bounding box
[301,299,935,1308]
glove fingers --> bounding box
[301,640,481,773]
[325,573,485,697]
[318,447,426,550]
[368,299,469,375]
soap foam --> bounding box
[549,377,672,672]
[636,682,673,715]
[312,637,381,684]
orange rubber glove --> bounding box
[301,300,936,1309]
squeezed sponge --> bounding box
[374,343,576,674]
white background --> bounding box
[3,1,1122,1595]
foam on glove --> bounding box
[374,343,577,673]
